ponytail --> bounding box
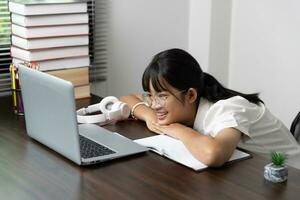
[200,72,263,104]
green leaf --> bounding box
[271,152,287,166]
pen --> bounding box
[10,64,17,111]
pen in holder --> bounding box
[10,62,40,115]
[10,64,24,115]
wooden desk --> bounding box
[1,95,300,200]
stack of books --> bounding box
[9,0,90,99]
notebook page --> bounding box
[135,135,207,170]
[135,135,251,171]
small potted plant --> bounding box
[264,152,288,183]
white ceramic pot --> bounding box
[264,163,288,183]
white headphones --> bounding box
[77,96,130,124]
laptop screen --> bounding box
[18,65,82,164]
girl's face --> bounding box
[147,82,197,126]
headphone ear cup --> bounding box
[120,103,131,118]
[99,96,119,113]
[111,101,122,111]
[111,102,130,118]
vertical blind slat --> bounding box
[89,0,108,82]
[0,0,11,96]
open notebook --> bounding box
[135,135,251,171]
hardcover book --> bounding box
[46,67,89,87]
[9,0,87,16]
[11,35,89,50]
[74,84,90,99]
[11,13,88,27]
[12,24,89,39]
[13,56,90,71]
[11,45,89,61]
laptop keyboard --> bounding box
[79,135,116,159]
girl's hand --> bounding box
[144,115,161,134]
[151,122,188,139]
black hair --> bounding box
[142,48,263,105]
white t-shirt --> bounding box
[193,96,300,169]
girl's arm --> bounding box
[119,94,158,133]
[152,122,241,167]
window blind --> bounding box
[0,0,11,96]
[88,0,108,83]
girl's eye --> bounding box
[143,93,152,98]
[157,93,168,99]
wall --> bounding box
[188,0,211,72]
[229,0,300,127]
[188,0,232,85]
[106,0,190,96]
[97,0,300,127]
[208,0,231,86]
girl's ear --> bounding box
[186,88,197,104]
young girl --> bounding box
[120,48,300,169]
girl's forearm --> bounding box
[119,94,155,122]
[177,127,226,166]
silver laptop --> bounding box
[18,65,148,165]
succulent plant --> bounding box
[271,152,287,166]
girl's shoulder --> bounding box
[209,96,264,112]
[197,96,262,119]
[198,96,265,136]
[205,95,265,122]
[214,95,258,107]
